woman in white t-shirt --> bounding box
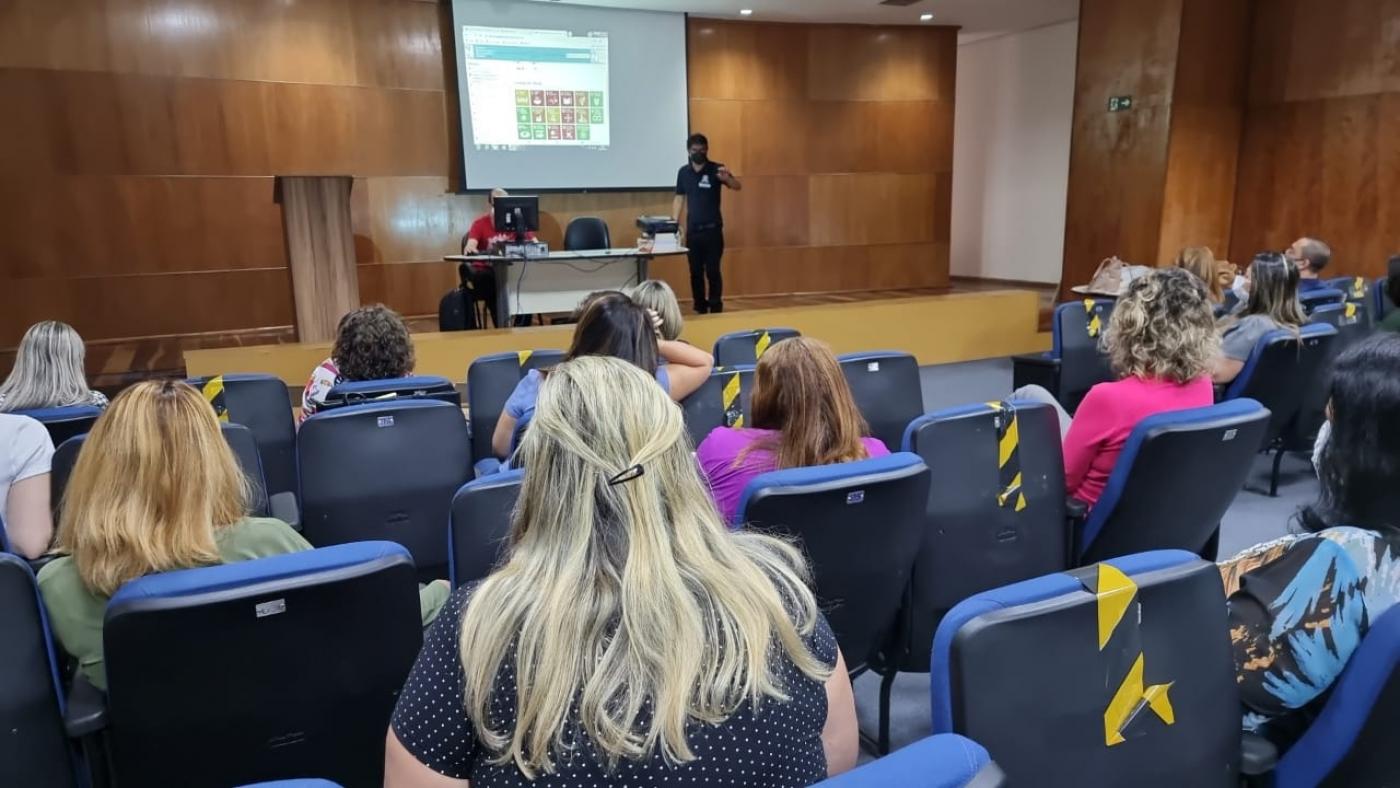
[0,414,55,558]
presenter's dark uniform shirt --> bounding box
[676,161,725,230]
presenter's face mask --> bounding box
[689,149,708,165]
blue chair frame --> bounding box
[12,404,102,449]
[448,469,523,588]
[815,734,1003,787]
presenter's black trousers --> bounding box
[687,226,725,313]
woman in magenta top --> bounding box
[1015,268,1219,508]
[697,337,890,524]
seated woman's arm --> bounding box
[822,648,859,777]
[658,339,714,401]
[1211,356,1245,385]
[491,414,518,459]
[5,474,53,559]
[385,729,470,788]
[1212,322,1255,384]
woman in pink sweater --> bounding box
[1015,268,1219,508]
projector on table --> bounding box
[636,216,680,253]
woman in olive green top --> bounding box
[37,380,449,690]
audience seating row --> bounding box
[1012,298,1117,414]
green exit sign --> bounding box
[1108,95,1134,112]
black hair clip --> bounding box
[607,464,646,486]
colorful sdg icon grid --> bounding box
[515,89,605,141]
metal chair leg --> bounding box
[877,669,896,755]
[1270,448,1285,497]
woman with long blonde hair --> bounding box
[38,380,448,690]
[387,356,858,786]
[0,320,108,412]
[697,337,889,524]
[1212,252,1307,384]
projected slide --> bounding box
[462,26,611,150]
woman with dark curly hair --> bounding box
[1013,267,1219,508]
[1218,334,1400,749]
[299,304,416,423]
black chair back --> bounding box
[563,216,611,251]
[712,328,801,367]
[0,554,74,788]
[1222,324,1337,447]
[188,374,298,506]
[298,400,470,581]
[932,552,1239,787]
[837,352,924,451]
[50,434,85,516]
[1053,299,1116,412]
[12,405,101,449]
[449,469,523,588]
[320,376,460,412]
[103,542,422,788]
[1077,400,1270,564]
[738,453,930,671]
[1292,305,1371,450]
[466,350,566,463]
[680,366,755,448]
[1299,287,1347,315]
[889,402,1067,673]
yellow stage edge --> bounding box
[184,289,1052,385]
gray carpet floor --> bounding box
[855,359,1317,756]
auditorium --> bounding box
[3,0,1399,785]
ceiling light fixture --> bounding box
[739,8,753,15]
[920,13,934,21]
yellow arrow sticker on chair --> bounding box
[1103,653,1175,746]
[517,350,532,366]
[755,331,772,359]
[1096,563,1137,650]
[1084,299,1102,338]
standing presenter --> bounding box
[672,133,742,314]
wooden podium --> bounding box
[275,175,359,343]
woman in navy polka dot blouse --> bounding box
[385,356,858,786]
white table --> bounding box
[445,247,687,321]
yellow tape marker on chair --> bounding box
[755,331,772,359]
[1095,563,1136,650]
[722,372,744,429]
[1354,277,1366,299]
[1084,299,1102,338]
[1103,654,1176,746]
[1346,303,1358,320]
[201,375,229,423]
[517,350,532,366]
[987,401,1027,512]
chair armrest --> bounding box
[64,673,108,738]
[269,492,300,530]
[1240,732,1278,777]
[1011,353,1058,368]
[26,554,58,576]
[1066,498,1089,565]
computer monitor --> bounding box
[493,195,539,240]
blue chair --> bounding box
[1299,287,1347,315]
[187,374,299,517]
[815,734,1004,787]
[12,405,101,449]
[49,423,276,521]
[870,402,1067,752]
[1074,399,1270,565]
[1265,605,1400,787]
[736,453,930,672]
[1222,324,1338,495]
[466,350,565,463]
[1372,276,1395,320]
[319,375,459,412]
[1326,275,1371,304]
[0,553,76,788]
[236,781,343,788]
[680,366,755,448]
[837,351,924,452]
[448,469,523,588]
[712,328,800,368]
[299,400,470,581]
[1013,299,1117,412]
[81,542,423,788]
[931,551,1239,786]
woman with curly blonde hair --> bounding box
[1014,267,1218,508]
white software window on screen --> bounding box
[463,26,611,150]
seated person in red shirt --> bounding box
[1013,268,1218,508]
[460,187,537,327]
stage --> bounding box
[184,288,1051,387]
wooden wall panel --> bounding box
[687,19,956,298]
[1230,0,1400,277]
[1,3,956,382]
